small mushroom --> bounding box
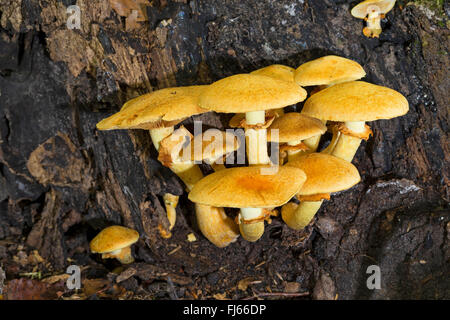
[351,0,396,38]
[163,193,178,234]
[294,55,366,151]
[283,153,360,230]
[267,112,327,163]
[188,165,307,242]
[199,74,307,166]
[302,81,408,162]
[90,225,139,264]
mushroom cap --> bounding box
[96,86,209,130]
[250,64,295,83]
[285,153,361,195]
[188,165,307,208]
[351,0,396,18]
[267,112,327,143]
[294,55,366,87]
[90,225,139,254]
[301,81,409,122]
[182,130,240,163]
[199,74,307,113]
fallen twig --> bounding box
[243,291,310,300]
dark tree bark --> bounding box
[0,0,448,299]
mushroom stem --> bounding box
[192,160,239,247]
[364,9,382,38]
[195,204,239,247]
[170,161,239,247]
[303,120,327,152]
[287,139,305,162]
[321,130,341,155]
[150,127,180,238]
[330,121,365,162]
[245,111,270,165]
[241,110,270,241]
[102,246,134,264]
[163,193,178,231]
[281,200,324,230]
[170,162,204,192]
[239,208,265,242]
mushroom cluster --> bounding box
[92,54,408,260]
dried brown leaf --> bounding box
[82,278,110,297]
[5,278,65,300]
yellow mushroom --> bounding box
[228,65,298,123]
[189,166,307,242]
[198,74,307,240]
[90,226,139,264]
[294,55,366,151]
[351,0,396,38]
[283,153,360,230]
[302,81,409,162]
[267,112,326,163]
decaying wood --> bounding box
[0,0,448,299]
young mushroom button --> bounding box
[90,226,139,264]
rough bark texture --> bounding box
[0,0,448,299]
